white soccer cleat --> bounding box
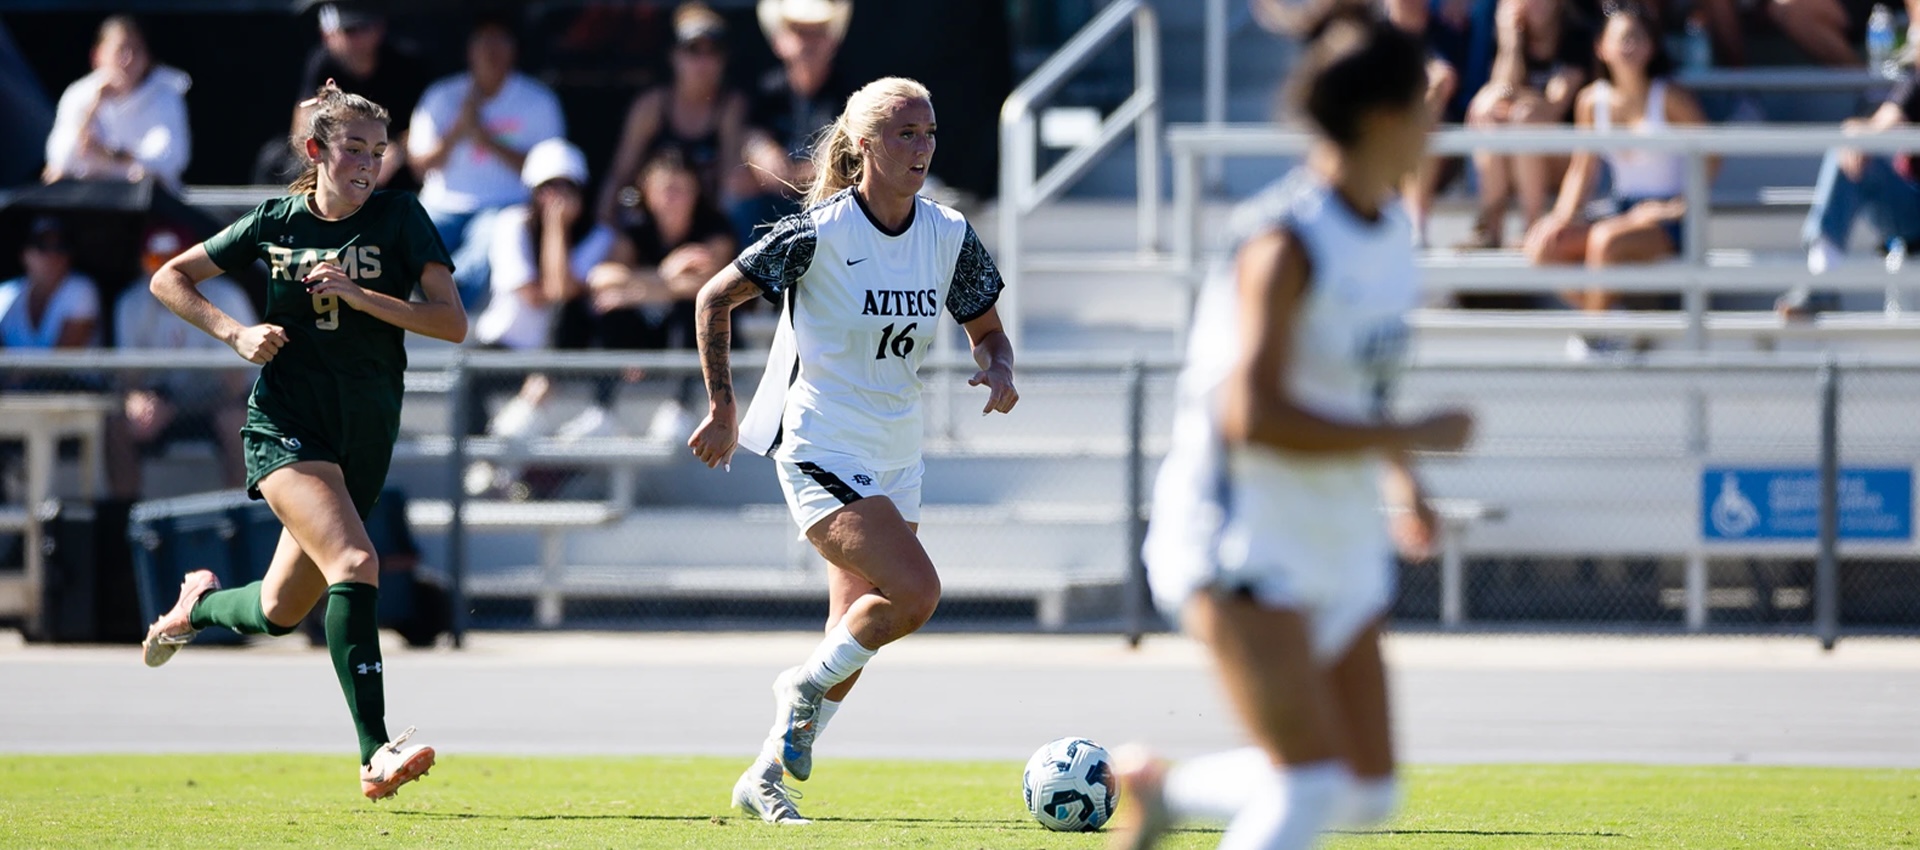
[1107,745,1171,850]
[141,570,220,668]
[732,759,811,825]
[770,667,823,782]
[361,726,436,800]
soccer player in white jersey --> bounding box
[687,76,1018,825]
[1108,2,1474,848]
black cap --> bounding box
[26,216,67,253]
[670,2,723,45]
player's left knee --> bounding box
[894,571,942,628]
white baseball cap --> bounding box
[757,0,852,42]
[521,138,588,188]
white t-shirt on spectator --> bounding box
[116,274,254,350]
[473,204,617,350]
[0,273,101,348]
[44,66,192,188]
[115,274,257,405]
[409,72,566,216]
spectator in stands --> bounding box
[1460,0,1592,249]
[1388,0,1466,246]
[0,217,99,350]
[253,99,317,187]
[584,149,735,436]
[299,1,431,189]
[465,140,618,495]
[410,14,566,310]
[1801,59,1920,276]
[43,15,191,189]
[1766,0,1879,67]
[595,2,749,226]
[731,0,855,243]
[1523,2,1709,313]
[106,225,254,499]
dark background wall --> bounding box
[0,1,1014,199]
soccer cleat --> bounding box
[732,759,811,825]
[769,667,823,781]
[1107,745,1171,850]
[361,726,436,800]
[141,570,221,668]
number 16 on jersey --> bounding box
[875,321,918,360]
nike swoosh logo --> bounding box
[846,258,868,266]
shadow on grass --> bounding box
[389,811,1229,833]
[1341,829,1628,838]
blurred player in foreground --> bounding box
[1112,0,1475,846]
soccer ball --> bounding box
[1022,736,1119,832]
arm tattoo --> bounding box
[695,271,762,406]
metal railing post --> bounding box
[1172,145,1204,349]
[1682,148,1711,349]
[1204,0,1228,189]
[997,105,1033,347]
[1135,3,1162,254]
[1123,357,1151,646]
[445,350,471,649]
[1815,357,1841,650]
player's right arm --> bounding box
[1220,227,1470,456]
[152,245,286,364]
[687,265,763,468]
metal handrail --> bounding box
[1168,122,1920,348]
[999,0,1161,345]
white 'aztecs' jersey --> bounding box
[1145,169,1419,592]
[734,188,1004,469]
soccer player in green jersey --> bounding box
[139,80,467,800]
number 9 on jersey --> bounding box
[312,292,340,330]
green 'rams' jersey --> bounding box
[203,190,453,439]
[203,190,451,383]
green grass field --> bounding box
[2,756,1915,849]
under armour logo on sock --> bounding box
[356,662,383,675]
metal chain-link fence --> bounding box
[6,350,1920,643]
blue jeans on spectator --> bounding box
[429,206,504,314]
[728,192,801,250]
[1803,150,1920,251]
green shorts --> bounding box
[242,404,397,521]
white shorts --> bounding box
[775,457,924,536]
[1144,479,1394,664]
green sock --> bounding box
[326,582,389,765]
[188,582,298,636]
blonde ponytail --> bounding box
[289,79,391,194]
[801,76,932,209]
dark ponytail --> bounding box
[1274,0,1428,148]
[289,79,390,194]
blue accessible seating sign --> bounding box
[1702,467,1913,542]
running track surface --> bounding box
[3,632,1917,767]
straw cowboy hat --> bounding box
[757,0,852,43]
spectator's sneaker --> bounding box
[141,570,220,668]
[1107,745,1171,850]
[732,759,811,825]
[1807,238,1844,276]
[361,726,436,800]
[769,667,823,781]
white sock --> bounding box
[1332,776,1400,829]
[1217,761,1352,850]
[813,698,842,737]
[1162,747,1269,824]
[798,623,876,694]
